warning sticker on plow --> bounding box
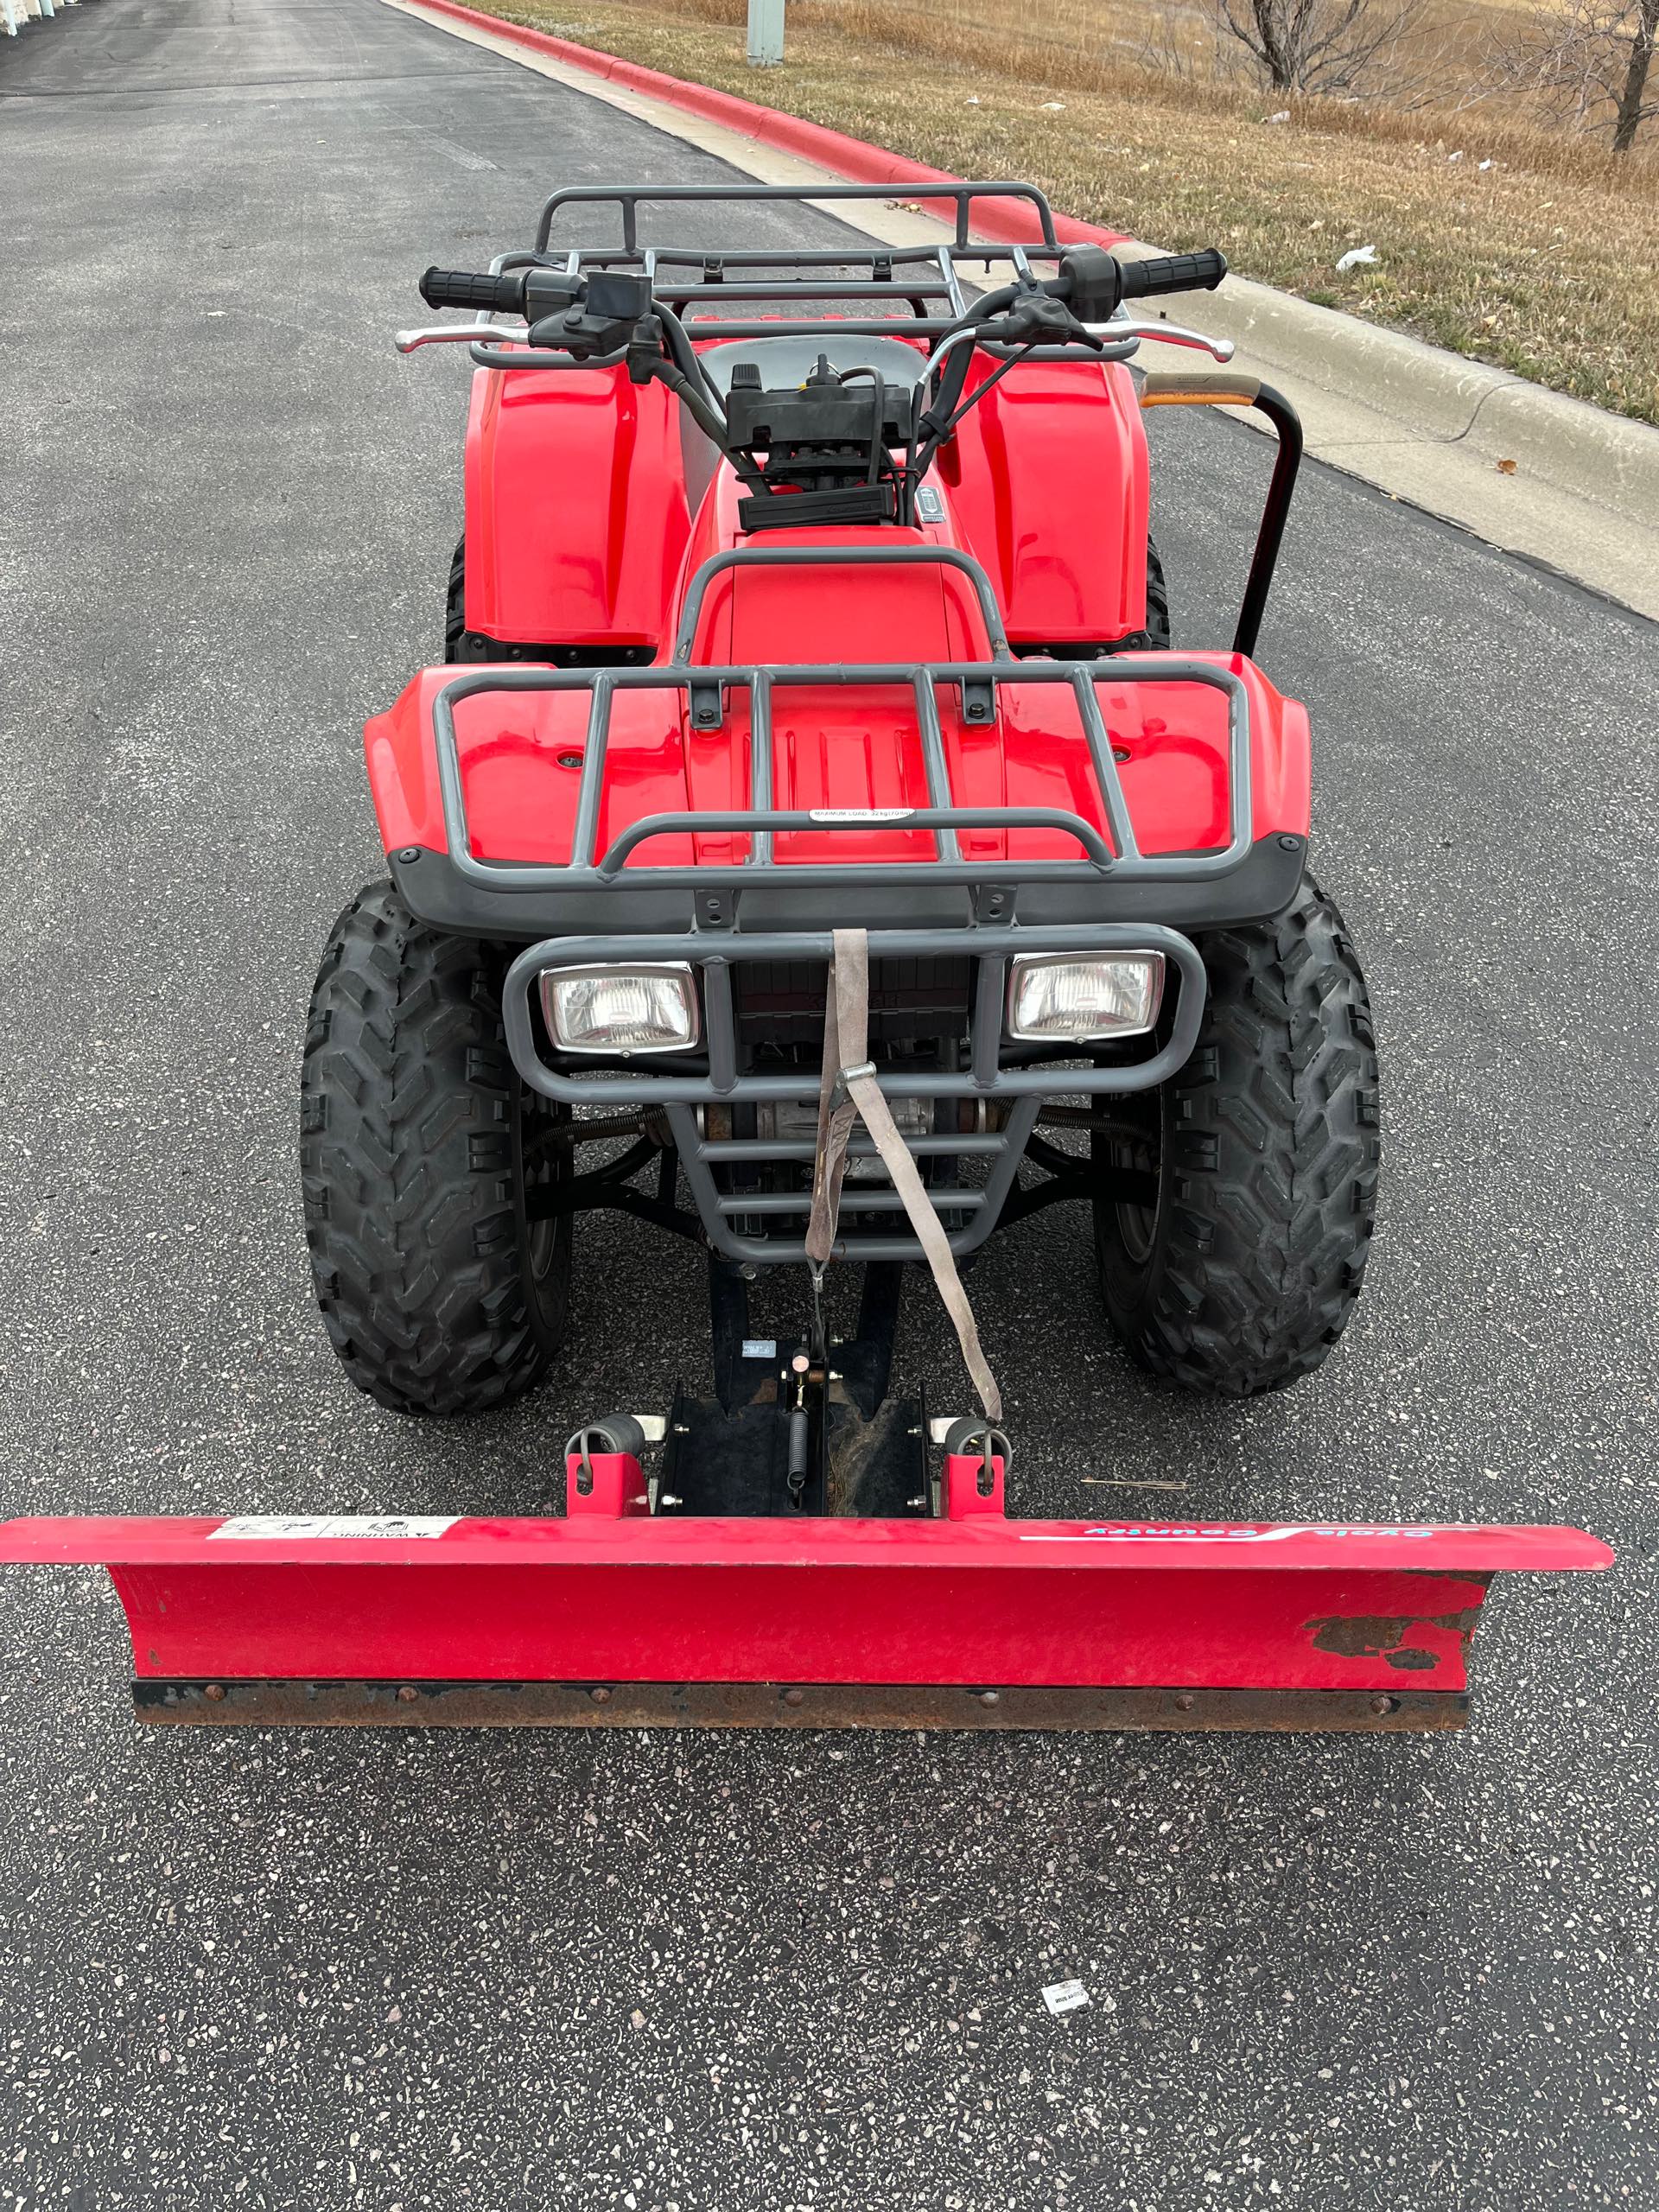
[209,1516,460,1541]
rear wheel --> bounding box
[1110,540,1171,653]
[1093,880,1379,1395]
[1141,540,1172,650]
[444,537,490,663]
[301,881,573,1414]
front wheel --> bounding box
[1093,880,1380,1395]
[301,882,574,1414]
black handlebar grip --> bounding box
[418,266,528,315]
[1118,249,1229,301]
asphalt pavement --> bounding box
[2,0,1656,2205]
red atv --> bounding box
[0,184,1609,1734]
[308,181,1375,1432]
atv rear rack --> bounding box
[468,181,1143,364]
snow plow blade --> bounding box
[0,1468,1611,1732]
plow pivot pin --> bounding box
[203,1683,226,1703]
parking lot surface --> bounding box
[2,1,1656,2204]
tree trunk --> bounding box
[1612,0,1658,149]
[1251,0,1299,86]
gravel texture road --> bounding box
[2,1,1656,2205]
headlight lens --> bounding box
[539,963,701,1055]
[1006,951,1165,1042]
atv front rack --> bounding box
[432,546,1255,899]
[0,1490,1612,1733]
[427,544,1274,1262]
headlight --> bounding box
[539,963,701,1055]
[1006,951,1165,1042]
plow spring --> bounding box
[0,1462,1610,1732]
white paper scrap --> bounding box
[1041,1980,1092,2017]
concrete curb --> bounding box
[1186,266,1659,518]
[390,0,1659,620]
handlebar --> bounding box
[1118,249,1229,302]
[404,244,1232,509]
[1029,244,1229,325]
[417,245,1229,346]
[420,266,528,315]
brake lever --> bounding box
[395,322,518,354]
[1092,319,1236,362]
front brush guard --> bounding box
[0,1463,1610,1732]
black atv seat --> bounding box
[695,333,927,397]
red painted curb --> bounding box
[409,0,1128,250]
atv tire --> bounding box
[445,537,491,664]
[1110,540,1171,653]
[1141,540,1172,650]
[1093,880,1379,1396]
[301,881,574,1414]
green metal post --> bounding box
[747,0,785,65]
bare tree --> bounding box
[1491,0,1657,149]
[1204,0,1423,92]
[1614,0,1659,143]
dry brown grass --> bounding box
[480,0,1659,420]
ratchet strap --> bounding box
[805,928,1002,1424]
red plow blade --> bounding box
[0,1459,1611,1732]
